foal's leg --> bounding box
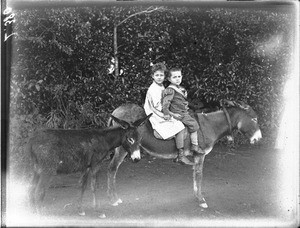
[29,171,40,213]
[90,164,102,210]
[90,164,107,218]
[193,154,208,208]
[34,172,52,214]
[107,146,127,206]
[78,167,90,216]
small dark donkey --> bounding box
[28,114,151,216]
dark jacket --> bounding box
[162,86,189,115]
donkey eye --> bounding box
[251,118,257,123]
[127,138,135,144]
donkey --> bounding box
[107,100,262,208]
[28,114,151,215]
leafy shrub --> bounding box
[8,4,295,179]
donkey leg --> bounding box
[107,146,127,206]
[193,154,208,208]
[90,165,106,218]
[34,172,52,214]
[78,169,89,216]
[29,171,40,213]
[91,165,102,210]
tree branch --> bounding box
[113,6,164,78]
[116,6,164,27]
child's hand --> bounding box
[172,113,183,120]
[163,114,171,120]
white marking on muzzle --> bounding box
[131,150,141,160]
[250,129,262,144]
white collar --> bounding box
[168,84,187,98]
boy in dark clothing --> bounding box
[162,68,200,156]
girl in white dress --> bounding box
[144,63,194,165]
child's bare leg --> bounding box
[190,131,199,152]
[175,130,184,149]
[181,113,199,152]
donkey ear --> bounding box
[133,113,152,127]
[236,101,250,110]
[222,99,235,107]
[110,115,130,129]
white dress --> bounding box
[144,82,185,139]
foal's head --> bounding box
[231,101,262,144]
[111,114,152,162]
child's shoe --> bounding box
[175,148,195,166]
[191,144,200,153]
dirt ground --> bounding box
[5,145,296,227]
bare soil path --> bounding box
[7,145,291,227]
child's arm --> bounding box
[162,88,184,120]
[169,111,183,120]
[162,88,175,120]
[147,96,164,118]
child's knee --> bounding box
[190,131,198,145]
[189,124,199,133]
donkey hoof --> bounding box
[98,213,106,219]
[112,202,118,206]
[111,198,122,206]
[199,199,208,208]
[200,202,208,208]
[78,211,86,216]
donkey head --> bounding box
[224,100,262,144]
[110,114,152,162]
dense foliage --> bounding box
[9,4,295,177]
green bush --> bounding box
[9,4,295,178]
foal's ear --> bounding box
[133,113,152,127]
[236,101,250,110]
[110,115,130,129]
[222,99,235,107]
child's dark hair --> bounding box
[151,62,167,75]
[168,67,182,77]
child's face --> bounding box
[152,70,165,85]
[168,70,182,86]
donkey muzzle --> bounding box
[250,129,262,144]
[131,150,141,162]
